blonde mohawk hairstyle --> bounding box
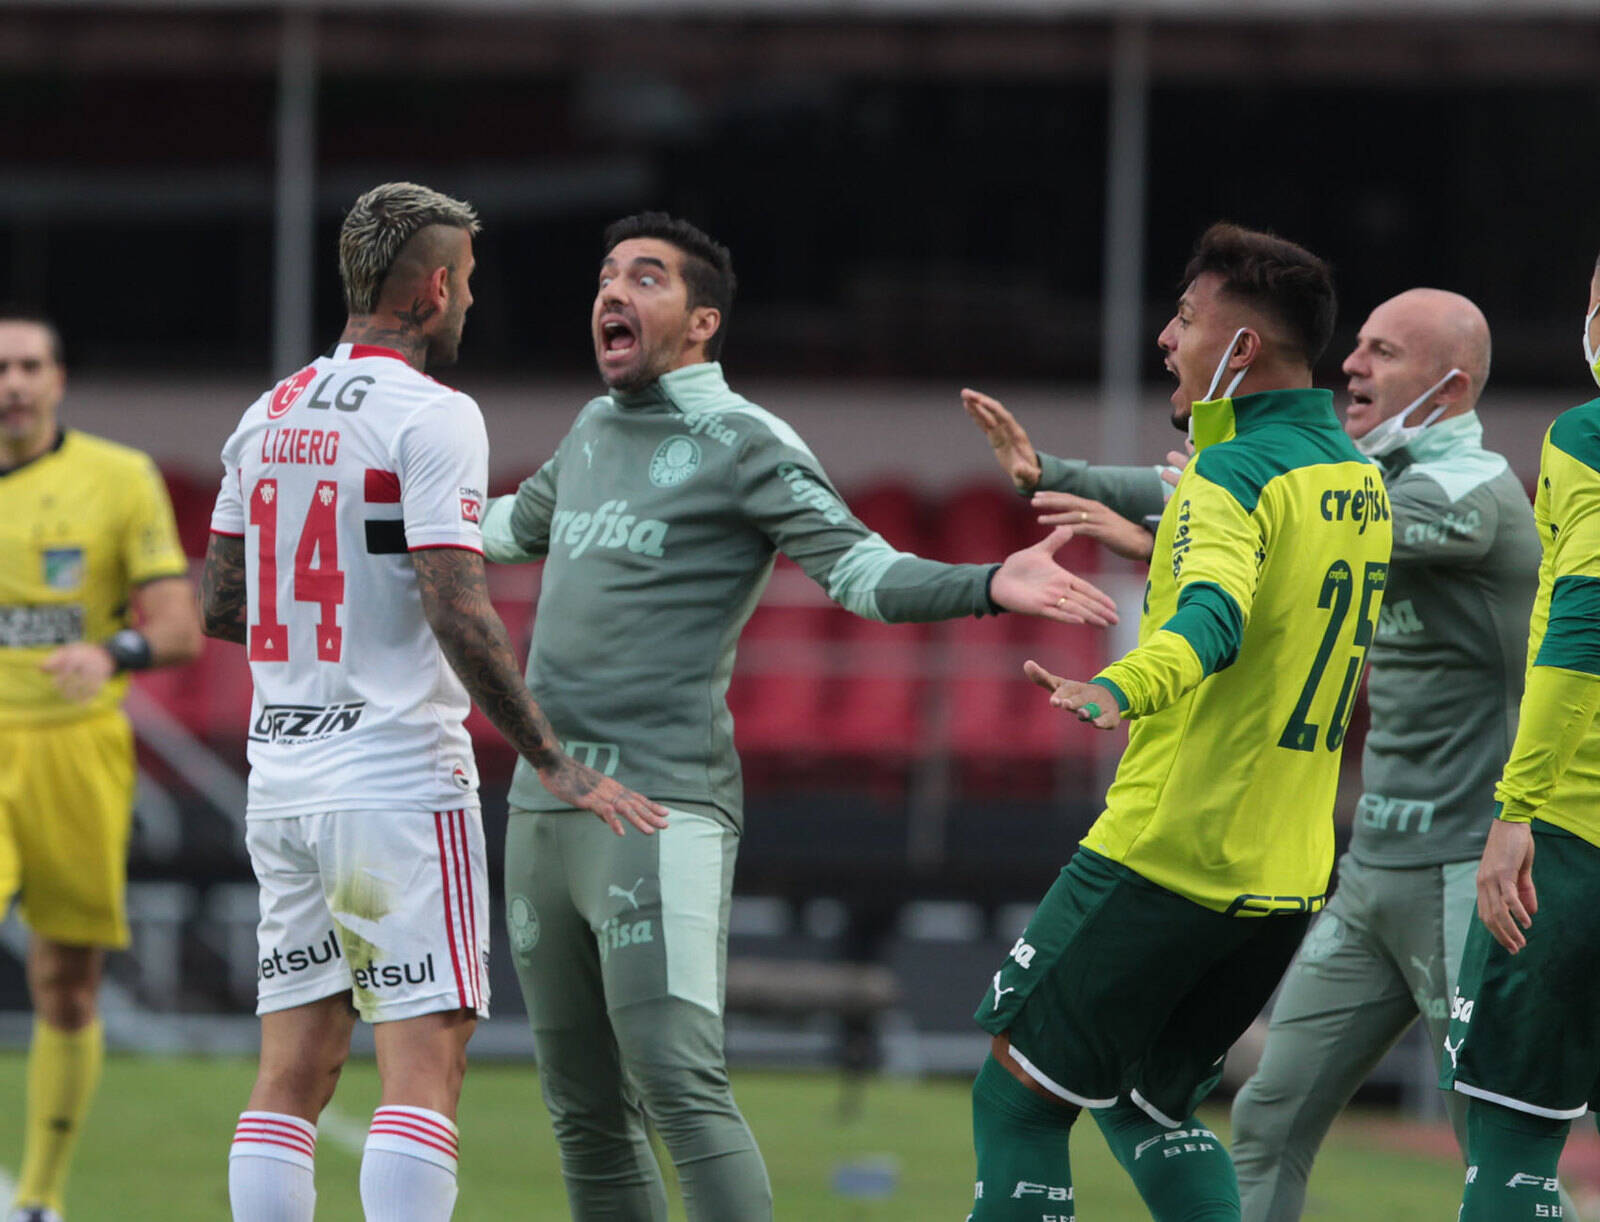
[339,182,480,314]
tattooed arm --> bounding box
[199,533,249,644]
[411,546,668,836]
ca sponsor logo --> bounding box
[597,916,654,962]
[551,501,669,559]
[1320,475,1391,534]
[649,435,702,487]
[260,930,342,980]
[353,953,437,991]
[1450,989,1474,1023]
[250,702,365,745]
[776,463,849,525]
[1011,1181,1072,1201]
[507,895,540,954]
[1009,937,1037,969]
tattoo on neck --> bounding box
[394,297,439,329]
[339,317,428,367]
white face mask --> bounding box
[1583,301,1600,391]
[1353,367,1463,458]
[1188,327,1251,443]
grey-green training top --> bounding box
[482,362,999,826]
[1035,410,1539,867]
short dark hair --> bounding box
[0,305,63,364]
[1182,223,1337,368]
[603,212,736,360]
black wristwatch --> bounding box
[104,628,154,672]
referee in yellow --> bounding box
[0,308,200,1222]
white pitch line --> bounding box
[317,1105,369,1157]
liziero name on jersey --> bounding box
[250,701,366,745]
[550,500,669,559]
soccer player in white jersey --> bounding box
[200,182,668,1222]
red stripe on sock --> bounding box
[233,1131,317,1158]
[234,1119,317,1147]
[373,1108,458,1148]
[368,1124,459,1160]
[433,811,469,1009]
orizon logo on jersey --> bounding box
[550,501,669,559]
[249,701,366,745]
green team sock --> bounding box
[1093,1100,1239,1221]
[1460,1098,1569,1221]
[969,1055,1079,1221]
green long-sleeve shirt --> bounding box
[1036,409,1539,868]
[483,361,999,825]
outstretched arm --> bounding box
[412,546,669,836]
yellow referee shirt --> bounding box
[1493,399,1600,848]
[1084,389,1393,915]
[0,430,189,725]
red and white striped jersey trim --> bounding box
[434,809,484,1013]
[231,1110,317,1169]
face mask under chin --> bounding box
[1353,367,1463,459]
[1187,327,1252,449]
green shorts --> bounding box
[1441,820,1600,1120]
[977,848,1311,1124]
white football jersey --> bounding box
[211,342,489,817]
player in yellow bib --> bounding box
[965,225,1392,1222]
[0,310,201,1222]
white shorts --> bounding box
[246,807,490,1022]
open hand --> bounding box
[40,642,116,703]
[991,526,1118,627]
[1160,443,1194,489]
[1033,492,1154,562]
[538,758,671,837]
[1476,818,1537,953]
[962,388,1042,493]
[1022,660,1122,729]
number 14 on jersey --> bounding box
[248,477,346,663]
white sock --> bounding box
[229,1110,317,1222]
[360,1105,460,1221]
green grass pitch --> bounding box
[0,1054,1470,1219]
